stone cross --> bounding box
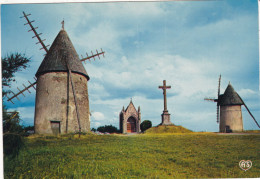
[159,80,171,112]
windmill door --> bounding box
[127,117,136,133]
[50,121,60,135]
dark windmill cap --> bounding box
[36,30,89,80]
[218,83,243,106]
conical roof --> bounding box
[36,30,89,80]
[218,83,243,106]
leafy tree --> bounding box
[2,53,30,157]
[140,120,152,132]
[97,125,119,133]
[2,52,30,96]
[91,128,97,132]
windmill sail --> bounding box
[21,11,49,53]
[80,49,105,63]
[216,74,221,123]
[7,79,37,104]
[204,75,221,123]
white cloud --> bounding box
[88,81,109,100]
[90,122,101,128]
[91,111,105,121]
[91,53,218,97]
[238,88,258,97]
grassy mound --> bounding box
[145,125,192,134]
[242,130,260,133]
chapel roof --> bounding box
[35,29,89,80]
[125,99,137,112]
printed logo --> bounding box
[239,160,252,171]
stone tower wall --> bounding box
[34,72,90,134]
[219,105,243,132]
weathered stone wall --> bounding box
[34,72,90,134]
[123,117,128,134]
[119,113,124,133]
[219,105,243,132]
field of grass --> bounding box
[4,133,260,178]
[242,130,260,133]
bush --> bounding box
[140,120,152,132]
[97,125,119,133]
[2,107,25,157]
[3,133,24,157]
[23,125,34,131]
[91,128,97,132]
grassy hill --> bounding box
[145,125,193,134]
[4,133,260,178]
[242,130,260,133]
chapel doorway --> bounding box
[127,117,136,133]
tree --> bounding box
[2,53,31,157]
[3,108,23,134]
[97,125,119,133]
[2,52,30,95]
[91,128,97,132]
[23,125,34,132]
[140,120,152,132]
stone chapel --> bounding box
[119,100,141,133]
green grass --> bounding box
[242,130,260,133]
[145,125,193,134]
[4,133,260,178]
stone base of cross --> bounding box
[161,111,173,125]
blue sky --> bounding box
[1,0,260,132]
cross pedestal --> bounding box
[161,111,172,125]
[159,80,173,125]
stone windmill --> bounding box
[6,12,105,135]
[205,75,260,133]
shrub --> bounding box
[3,133,24,157]
[140,120,152,132]
[3,108,25,157]
[91,128,97,132]
[97,125,119,133]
